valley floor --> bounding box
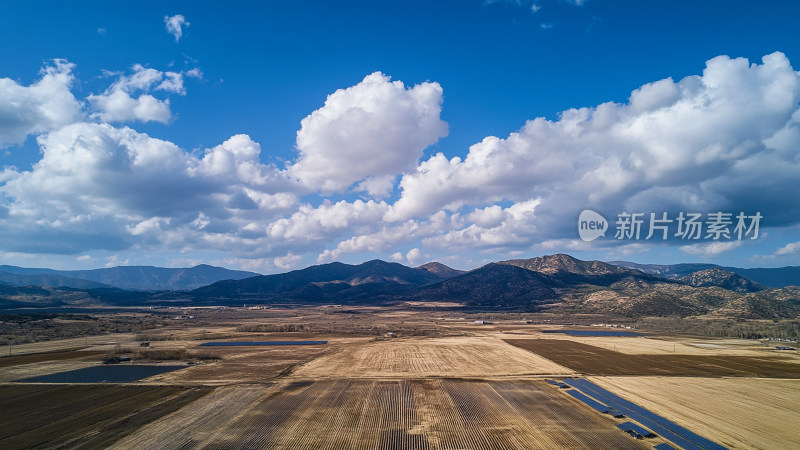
[1,306,799,449]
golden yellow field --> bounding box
[591,376,800,449]
[293,336,575,378]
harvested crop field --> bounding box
[114,379,649,449]
[0,360,100,382]
[0,384,211,449]
[0,349,104,367]
[155,345,330,384]
[2,333,137,356]
[591,376,800,449]
[505,339,800,377]
[293,336,575,378]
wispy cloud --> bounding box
[775,241,800,256]
[680,241,743,257]
[164,14,189,42]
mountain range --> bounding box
[192,259,447,303]
[0,264,258,291]
[1,255,799,319]
[608,261,800,288]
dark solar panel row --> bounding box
[607,407,625,418]
[546,379,559,385]
[200,340,328,346]
[576,378,726,450]
[565,378,707,450]
[617,421,657,438]
[567,390,610,413]
[563,379,705,450]
[654,443,677,450]
[563,379,726,450]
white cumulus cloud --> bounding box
[423,199,541,250]
[289,72,448,196]
[87,64,187,124]
[0,60,82,147]
[0,123,296,255]
[268,199,389,243]
[388,52,800,247]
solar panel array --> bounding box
[616,421,657,438]
[653,443,677,450]
[567,390,610,414]
[562,378,727,450]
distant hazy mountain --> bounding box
[193,259,455,302]
[0,271,113,289]
[679,268,766,293]
[608,261,800,288]
[730,267,800,289]
[0,264,259,291]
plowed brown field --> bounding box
[113,379,649,450]
[0,384,211,448]
[504,338,800,377]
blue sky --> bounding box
[1,0,800,272]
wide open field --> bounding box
[0,348,108,382]
[113,379,651,450]
[0,349,105,368]
[505,338,800,377]
[591,376,800,449]
[154,344,331,384]
[0,384,211,448]
[2,308,798,449]
[292,336,575,378]
[516,330,796,357]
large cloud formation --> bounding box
[1,52,799,270]
[0,60,82,147]
[384,52,800,248]
[1,122,296,255]
[289,72,448,197]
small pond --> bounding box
[200,340,328,347]
[543,330,640,337]
[17,365,186,383]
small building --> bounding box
[474,320,492,325]
[139,341,150,347]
